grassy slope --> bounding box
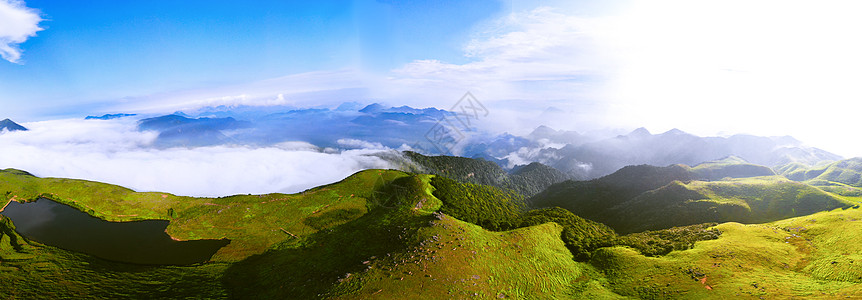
[609,176,854,233]
[689,156,776,181]
[1,168,623,298]
[0,168,407,262]
[779,158,862,187]
[592,207,862,299]
[0,168,417,298]
[3,168,862,299]
[222,174,621,299]
[531,160,853,234]
[529,164,696,220]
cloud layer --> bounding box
[0,118,393,197]
[0,0,42,63]
[384,7,611,105]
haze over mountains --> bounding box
[512,126,841,180]
[118,102,842,178]
[0,102,847,198]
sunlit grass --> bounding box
[3,168,862,298]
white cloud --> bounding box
[337,138,386,150]
[384,7,611,104]
[597,0,862,157]
[0,0,43,63]
[368,6,624,138]
[382,1,862,157]
[0,118,394,197]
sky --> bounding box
[2,0,862,158]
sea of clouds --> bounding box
[0,118,394,197]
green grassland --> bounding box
[3,167,862,298]
[608,176,854,233]
[591,207,862,299]
[531,163,853,234]
[779,157,862,187]
[688,156,776,180]
[0,168,409,262]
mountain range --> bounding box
[127,103,453,149]
[497,126,841,180]
[529,157,853,233]
[81,103,843,182]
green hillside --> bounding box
[0,168,409,262]
[529,164,696,220]
[402,151,570,196]
[531,165,853,233]
[3,168,862,298]
[608,176,852,233]
[689,156,776,180]
[779,158,862,187]
[588,207,862,299]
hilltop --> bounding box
[403,151,570,196]
[0,119,27,131]
[779,157,862,187]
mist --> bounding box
[0,118,394,197]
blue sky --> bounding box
[0,0,509,118]
[3,0,862,157]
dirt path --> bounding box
[0,198,13,213]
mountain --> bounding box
[530,162,852,233]
[689,156,777,180]
[0,119,27,131]
[138,115,252,147]
[530,164,697,221]
[402,151,570,196]
[777,158,862,200]
[136,103,456,150]
[2,168,862,298]
[526,125,589,145]
[779,157,862,187]
[508,127,841,180]
[607,176,849,233]
[120,104,842,180]
[85,113,137,120]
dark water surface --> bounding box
[0,199,229,265]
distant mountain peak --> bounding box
[0,119,27,131]
[530,125,558,136]
[335,102,364,111]
[359,103,386,114]
[661,128,686,135]
[172,111,193,118]
[628,127,651,137]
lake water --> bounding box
[0,199,229,265]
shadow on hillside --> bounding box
[221,177,432,299]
